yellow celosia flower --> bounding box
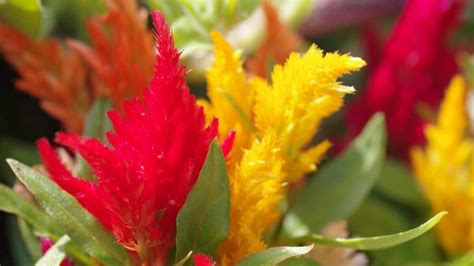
[198,31,256,164]
[200,31,365,264]
[218,133,285,265]
[411,75,474,255]
[253,47,366,181]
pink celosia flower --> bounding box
[37,11,217,264]
[341,0,465,159]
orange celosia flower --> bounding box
[68,0,155,107]
[246,0,302,79]
[0,24,92,133]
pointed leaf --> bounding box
[290,212,446,250]
[374,159,428,211]
[349,196,441,265]
[83,97,113,141]
[18,218,42,260]
[236,245,314,266]
[175,139,230,261]
[35,235,70,266]
[280,113,386,240]
[75,97,112,179]
[6,159,130,265]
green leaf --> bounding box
[348,196,441,266]
[6,216,35,266]
[0,137,38,186]
[75,97,113,179]
[280,113,386,240]
[374,159,428,211]
[0,0,42,37]
[236,245,314,266]
[0,183,62,236]
[35,235,70,266]
[83,97,113,142]
[6,159,130,265]
[290,212,446,250]
[18,218,42,260]
[0,184,91,264]
[175,139,231,261]
[41,0,105,39]
[449,251,474,266]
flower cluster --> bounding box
[343,0,465,159]
[411,75,474,255]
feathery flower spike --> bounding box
[202,31,365,264]
[343,0,465,159]
[37,11,217,264]
[0,24,91,133]
[411,75,474,255]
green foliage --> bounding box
[17,218,42,260]
[75,97,113,180]
[83,97,113,142]
[146,0,314,81]
[290,212,446,250]
[0,137,38,186]
[35,235,70,266]
[0,183,62,236]
[349,196,441,265]
[175,140,231,262]
[236,245,314,266]
[7,159,130,265]
[280,113,387,240]
[41,0,104,39]
[374,158,428,211]
[0,0,42,37]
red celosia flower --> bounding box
[193,253,215,266]
[341,0,465,159]
[37,11,217,264]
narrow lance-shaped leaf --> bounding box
[6,159,130,265]
[374,158,428,211]
[35,235,70,266]
[236,245,314,266]
[0,183,91,264]
[18,218,42,260]
[175,139,231,261]
[288,212,447,250]
[349,196,441,264]
[280,113,387,240]
[75,97,112,179]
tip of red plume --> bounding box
[221,130,236,160]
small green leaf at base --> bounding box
[175,139,231,261]
[35,235,70,266]
[289,212,447,250]
[6,159,130,265]
[236,245,314,266]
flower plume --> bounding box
[37,11,217,264]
